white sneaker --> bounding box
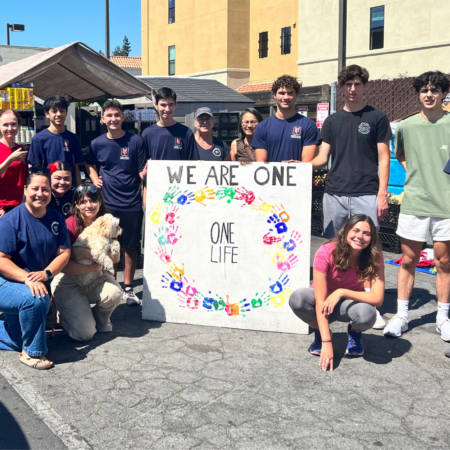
[436,318,450,342]
[383,314,408,338]
[372,309,386,330]
[123,288,141,306]
[97,322,113,333]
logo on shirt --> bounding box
[358,123,371,134]
[212,147,222,157]
[291,126,302,139]
[63,139,70,152]
[62,203,71,215]
[120,147,130,160]
[174,137,183,150]
[440,145,449,151]
[51,221,59,235]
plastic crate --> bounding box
[312,192,324,213]
[379,227,402,253]
[312,169,328,191]
[212,128,239,140]
[311,214,323,237]
[380,204,401,229]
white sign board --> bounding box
[316,102,330,128]
[143,162,312,334]
[298,106,308,117]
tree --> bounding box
[121,36,132,56]
[112,46,125,56]
[98,49,105,56]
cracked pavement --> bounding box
[1,237,449,450]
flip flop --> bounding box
[19,353,54,370]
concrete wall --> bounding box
[248,0,299,82]
[297,0,450,86]
[0,45,50,66]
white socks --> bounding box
[437,302,450,323]
[397,300,409,319]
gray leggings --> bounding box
[289,288,376,331]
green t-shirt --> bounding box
[395,113,450,218]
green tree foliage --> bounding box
[122,36,132,56]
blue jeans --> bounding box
[0,275,50,357]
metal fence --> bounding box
[336,77,421,121]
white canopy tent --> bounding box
[0,42,152,102]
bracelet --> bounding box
[322,340,332,343]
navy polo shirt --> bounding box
[28,129,84,187]
[192,137,230,161]
[0,204,70,282]
[251,113,320,162]
[142,122,194,160]
[86,132,147,212]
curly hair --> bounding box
[338,65,370,86]
[271,75,301,95]
[413,71,450,94]
[328,214,383,282]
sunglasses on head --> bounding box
[76,185,98,195]
[29,166,50,174]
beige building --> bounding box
[141,0,299,89]
[298,0,450,86]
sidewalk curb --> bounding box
[0,366,92,450]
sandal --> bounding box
[19,353,54,370]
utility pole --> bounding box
[338,0,347,74]
[105,0,110,58]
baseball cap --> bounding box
[194,107,214,119]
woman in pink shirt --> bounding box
[289,214,385,371]
[0,110,28,217]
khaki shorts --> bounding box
[396,213,450,242]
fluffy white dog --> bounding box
[72,214,122,295]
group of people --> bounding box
[0,65,448,371]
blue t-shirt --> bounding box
[142,122,194,160]
[48,187,75,217]
[192,137,230,161]
[251,113,320,162]
[86,132,147,212]
[0,204,70,282]
[28,129,84,187]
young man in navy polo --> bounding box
[85,100,147,306]
[252,75,320,163]
[142,87,194,161]
[28,96,83,187]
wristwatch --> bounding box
[45,269,53,280]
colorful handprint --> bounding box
[155,244,173,263]
[176,190,195,205]
[216,187,236,204]
[165,205,180,224]
[161,273,183,292]
[166,261,185,280]
[283,230,302,252]
[194,186,215,206]
[267,214,288,234]
[271,204,290,223]
[277,254,298,272]
[250,291,271,309]
[234,187,255,206]
[154,226,169,245]
[270,288,293,308]
[251,198,272,214]
[151,203,166,224]
[269,274,290,295]
[163,186,181,204]
[167,224,182,245]
[263,232,282,245]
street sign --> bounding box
[316,103,329,128]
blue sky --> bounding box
[3,0,141,55]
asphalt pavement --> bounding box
[0,236,449,450]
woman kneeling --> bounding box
[289,214,385,371]
[51,185,122,341]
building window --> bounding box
[280,27,291,55]
[258,32,268,58]
[370,6,384,50]
[169,0,175,24]
[168,45,175,75]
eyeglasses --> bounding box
[242,121,259,126]
[29,166,50,174]
[76,185,98,195]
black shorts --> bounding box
[105,208,143,251]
